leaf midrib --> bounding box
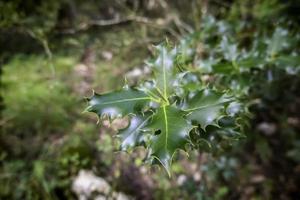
[97,97,151,105]
[163,106,169,151]
[163,49,167,99]
[183,100,232,112]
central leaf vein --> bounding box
[97,97,151,105]
[183,101,232,112]
[163,106,169,151]
[163,50,167,99]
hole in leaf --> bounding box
[154,130,161,135]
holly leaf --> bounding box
[148,106,193,175]
[267,28,289,57]
[86,88,151,118]
[183,89,233,129]
[118,113,152,151]
[275,55,300,72]
[149,45,178,100]
[219,36,239,61]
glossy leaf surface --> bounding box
[148,106,193,175]
[184,89,233,129]
[118,114,152,151]
[86,88,151,118]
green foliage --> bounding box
[0,0,60,28]
[86,12,300,175]
[148,106,193,174]
[86,42,245,175]
[1,56,75,135]
[86,88,151,118]
[1,0,300,199]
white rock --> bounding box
[72,170,111,199]
[95,195,107,200]
[101,51,113,61]
[257,122,276,135]
[177,175,187,186]
[112,192,132,200]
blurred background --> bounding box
[0,0,300,199]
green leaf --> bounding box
[118,114,152,151]
[189,129,212,152]
[173,72,202,97]
[197,57,218,73]
[184,89,233,129]
[86,88,151,118]
[148,106,193,175]
[212,62,234,74]
[149,45,178,101]
[138,80,164,102]
[267,27,289,57]
[238,57,266,69]
[219,36,239,61]
[275,55,300,72]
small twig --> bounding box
[56,15,182,39]
[211,0,231,8]
[57,16,150,34]
[90,16,150,26]
[173,15,194,34]
[26,30,56,77]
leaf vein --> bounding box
[163,106,169,151]
[96,97,151,105]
